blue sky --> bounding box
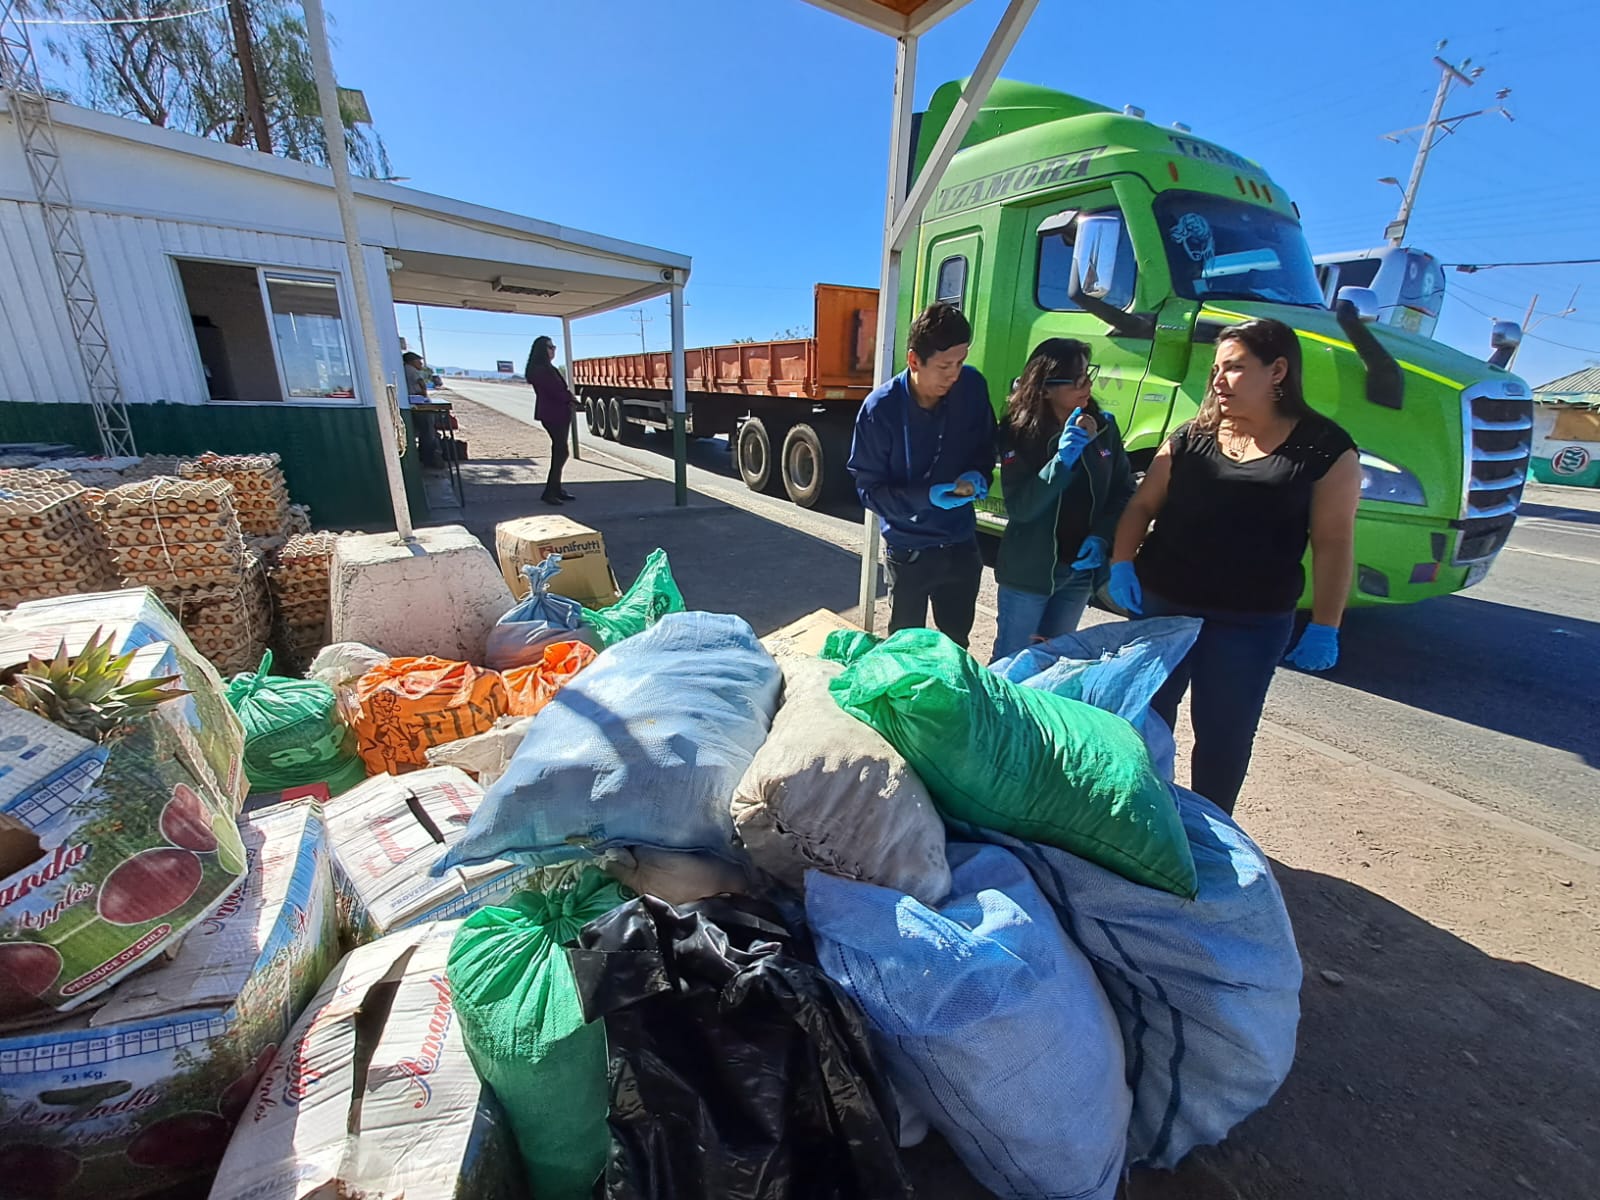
[326,0,1598,386]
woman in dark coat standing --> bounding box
[525,335,577,505]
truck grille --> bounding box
[1461,386,1532,524]
[1451,381,1532,565]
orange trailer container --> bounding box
[570,284,877,508]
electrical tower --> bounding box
[1381,44,1513,247]
[0,0,137,456]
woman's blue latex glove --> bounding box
[1284,623,1339,671]
[929,482,973,509]
[1071,535,1108,572]
[1108,560,1142,615]
[1057,408,1093,470]
[956,469,990,500]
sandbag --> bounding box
[569,894,915,1200]
[990,618,1201,785]
[425,715,534,788]
[579,547,684,648]
[806,843,1130,1200]
[599,846,753,906]
[485,558,602,671]
[502,639,597,717]
[977,785,1302,1169]
[351,656,509,775]
[436,612,780,872]
[447,870,631,1200]
[823,628,1197,898]
[730,656,950,905]
[225,650,367,795]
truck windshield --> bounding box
[1154,191,1324,307]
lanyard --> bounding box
[903,398,948,483]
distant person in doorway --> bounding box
[1108,317,1360,813]
[848,302,997,649]
[525,335,577,506]
[991,337,1136,662]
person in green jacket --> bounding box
[991,337,1137,662]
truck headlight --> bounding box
[1359,452,1427,506]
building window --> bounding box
[935,255,968,310]
[176,258,358,402]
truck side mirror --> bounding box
[1069,214,1124,303]
[1335,285,1381,323]
[1067,213,1153,339]
[1488,319,1522,369]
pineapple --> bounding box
[1,626,190,743]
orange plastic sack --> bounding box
[352,656,509,774]
[502,639,598,717]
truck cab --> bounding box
[901,80,1532,607]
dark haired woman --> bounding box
[1108,317,1360,813]
[991,337,1136,662]
[525,335,576,506]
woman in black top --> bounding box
[1108,318,1360,813]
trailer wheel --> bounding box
[604,397,623,441]
[777,423,823,508]
[585,397,603,438]
[736,417,783,495]
[615,400,642,445]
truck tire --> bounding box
[736,417,783,495]
[604,397,623,442]
[585,397,603,438]
[615,399,642,445]
[780,423,828,508]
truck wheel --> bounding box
[615,400,642,445]
[604,397,623,441]
[585,397,603,438]
[736,418,783,495]
[781,423,830,508]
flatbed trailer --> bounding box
[570,284,877,507]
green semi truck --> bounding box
[899,79,1531,607]
[575,77,1532,608]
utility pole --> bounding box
[413,303,429,364]
[228,0,272,153]
[1506,287,1579,368]
[629,307,652,353]
[1381,45,1512,246]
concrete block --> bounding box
[331,525,514,662]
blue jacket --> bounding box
[848,366,997,550]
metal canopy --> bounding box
[799,0,1040,632]
[800,0,979,37]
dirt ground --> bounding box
[438,394,1599,1200]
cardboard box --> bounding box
[759,608,864,660]
[0,636,247,1016]
[3,588,248,808]
[495,514,620,609]
[0,799,337,1200]
[323,767,535,945]
[209,921,527,1200]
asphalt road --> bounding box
[447,378,1600,850]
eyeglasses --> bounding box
[1045,365,1099,388]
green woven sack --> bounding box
[580,547,685,648]
[822,627,1198,898]
[225,651,367,795]
[447,869,632,1200]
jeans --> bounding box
[541,418,570,499]
[1142,591,1295,815]
[885,538,983,649]
[991,565,1097,663]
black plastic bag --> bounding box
[568,894,915,1200]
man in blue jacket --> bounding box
[848,302,997,648]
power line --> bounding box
[1449,292,1599,355]
[1448,258,1600,270]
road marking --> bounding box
[1501,545,1600,566]
[1259,719,1600,869]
